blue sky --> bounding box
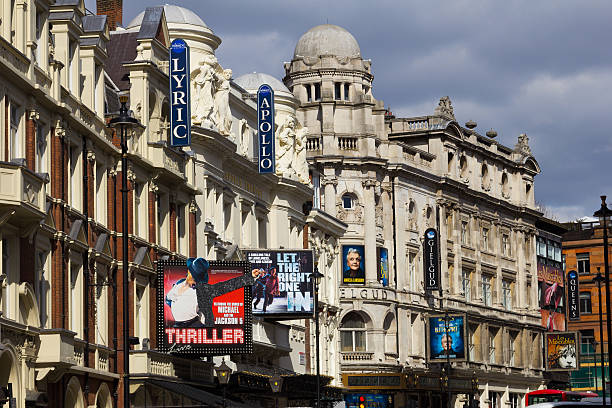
[89,0,612,221]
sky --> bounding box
[88,0,612,221]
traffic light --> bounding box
[358,395,366,408]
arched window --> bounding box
[383,313,397,355]
[65,376,84,408]
[501,173,509,197]
[481,164,489,189]
[340,312,366,352]
[459,156,468,178]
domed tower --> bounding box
[284,24,386,159]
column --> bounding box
[148,179,158,245]
[322,172,337,217]
[362,179,377,283]
[25,110,38,170]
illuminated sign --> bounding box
[169,38,190,146]
[427,314,466,362]
[567,270,580,321]
[423,228,439,291]
[157,259,253,355]
[257,84,275,173]
[244,250,314,317]
[545,331,579,371]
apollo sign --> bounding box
[423,228,440,291]
[169,38,190,147]
[257,84,275,173]
[567,270,580,321]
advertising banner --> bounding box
[423,228,440,291]
[169,38,190,147]
[342,245,365,285]
[377,247,389,287]
[257,84,275,173]
[244,250,313,317]
[538,263,566,331]
[427,314,466,362]
[157,259,254,355]
[545,332,579,371]
[567,270,580,321]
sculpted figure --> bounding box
[213,68,233,137]
[191,55,217,127]
[275,115,298,178]
[239,118,250,156]
[294,125,310,185]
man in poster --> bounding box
[428,315,466,361]
[343,246,365,284]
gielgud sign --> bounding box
[157,258,254,355]
[423,228,440,291]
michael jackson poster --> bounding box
[244,249,314,317]
[157,258,254,355]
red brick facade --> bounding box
[96,0,122,31]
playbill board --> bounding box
[157,259,253,355]
[545,332,579,371]
[342,245,365,285]
[427,314,466,362]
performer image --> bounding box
[343,248,364,280]
[264,267,280,312]
[166,257,256,327]
[252,268,269,310]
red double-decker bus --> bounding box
[525,389,598,405]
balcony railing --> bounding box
[130,350,214,383]
[341,351,374,362]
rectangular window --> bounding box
[344,83,350,101]
[95,267,108,345]
[94,64,102,114]
[577,253,590,274]
[502,234,509,256]
[509,332,517,366]
[482,228,489,251]
[135,284,148,349]
[334,82,341,100]
[70,145,81,211]
[133,182,141,237]
[314,83,321,101]
[562,254,566,272]
[489,329,497,364]
[305,84,312,102]
[509,393,520,408]
[258,217,267,248]
[35,250,50,328]
[409,253,417,291]
[482,275,492,307]
[502,280,512,310]
[536,237,547,257]
[580,329,595,355]
[461,221,468,245]
[35,8,44,64]
[580,292,592,314]
[36,122,47,173]
[9,102,21,160]
[1,239,10,318]
[462,270,471,302]
[553,242,562,263]
[177,203,186,254]
[70,262,82,338]
[68,40,76,92]
[95,163,106,224]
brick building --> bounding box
[563,220,611,394]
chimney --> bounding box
[96,0,122,31]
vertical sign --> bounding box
[377,247,389,287]
[567,270,580,321]
[257,84,275,173]
[423,228,439,291]
[169,38,190,147]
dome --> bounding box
[234,72,290,93]
[294,24,361,59]
[127,5,208,29]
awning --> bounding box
[146,379,252,408]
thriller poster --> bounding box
[244,250,314,317]
[157,259,254,355]
[545,332,578,371]
[427,314,466,362]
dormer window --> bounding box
[342,194,354,209]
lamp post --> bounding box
[109,94,139,408]
[594,195,612,397]
[215,358,232,408]
[594,270,607,406]
[309,267,324,408]
[269,371,284,408]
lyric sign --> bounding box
[257,84,275,173]
[423,228,440,291]
[169,38,190,147]
[567,270,580,321]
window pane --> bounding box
[341,331,354,351]
[354,331,366,351]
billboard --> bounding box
[169,38,190,147]
[377,247,389,287]
[257,84,275,173]
[423,228,440,291]
[427,314,466,362]
[545,332,579,371]
[157,259,254,355]
[342,245,365,285]
[244,250,314,317]
[567,270,580,321]
[538,263,566,331]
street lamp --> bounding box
[215,358,232,408]
[309,267,324,408]
[594,195,612,398]
[269,371,284,408]
[108,94,139,408]
[594,269,607,407]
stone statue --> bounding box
[191,55,217,127]
[213,68,233,137]
[275,115,298,178]
[294,125,310,185]
[238,118,250,157]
